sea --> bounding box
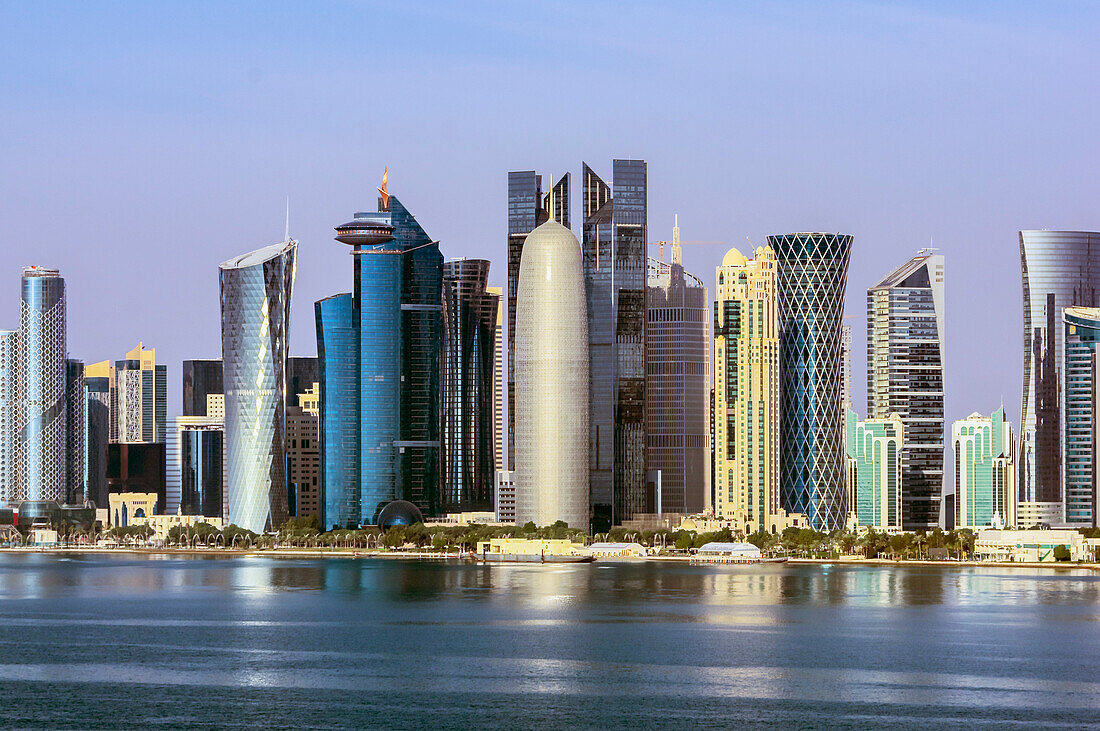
[0,553,1097,729]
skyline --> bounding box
[3,1,1100,442]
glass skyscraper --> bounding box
[583,160,648,529]
[65,358,86,505]
[1063,306,1100,526]
[316,182,443,529]
[441,259,499,513]
[182,359,223,417]
[646,235,709,515]
[219,239,296,533]
[867,251,946,530]
[507,170,568,473]
[14,267,68,503]
[770,233,853,531]
[100,343,167,444]
[85,364,110,508]
[1019,230,1100,505]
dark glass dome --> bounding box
[376,500,424,529]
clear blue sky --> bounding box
[2,1,1099,435]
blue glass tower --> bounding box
[769,233,853,531]
[316,181,443,528]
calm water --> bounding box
[0,555,1098,729]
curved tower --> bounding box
[1019,230,1100,506]
[220,239,296,533]
[769,232,853,531]
[15,267,68,503]
[515,219,590,529]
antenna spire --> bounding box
[284,196,290,242]
[672,214,682,265]
[547,172,555,223]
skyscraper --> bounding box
[220,238,296,533]
[0,330,14,503]
[488,285,504,472]
[583,159,648,528]
[182,359,223,417]
[65,359,86,505]
[166,409,224,519]
[440,259,499,514]
[713,246,781,531]
[84,362,110,508]
[507,170,569,473]
[840,324,852,409]
[770,233,853,531]
[1062,306,1100,526]
[646,223,709,515]
[13,267,68,503]
[515,219,590,529]
[316,176,444,529]
[286,384,319,518]
[953,408,1016,529]
[845,407,903,530]
[96,343,168,444]
[1019,230,1100,505]
[867,251,946,530]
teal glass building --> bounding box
[770,233,853,531]
[845,408,902,529]
[953,407,1016,529]
[1063,306,1100,526]
[316,187,443,529]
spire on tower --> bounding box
[377,167,390,210]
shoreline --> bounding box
[2,547,1099,570]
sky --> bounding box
[2,0,1099,442]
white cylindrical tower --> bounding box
[514,219,590,530]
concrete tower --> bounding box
[515,219,590,530]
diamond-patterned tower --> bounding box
[769,233,853,531]
[220,239,296,533]
[13,267,68,503]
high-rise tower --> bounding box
[867,251,946,530]
[13,267,68,503]
[507,171,568,473]
[583,159,647,528]
[515,219,590,529]
[316,176,444,529]
[770,233,853,531]
[646,223,709,515]
[441,259,499,513]
[714,246,781,531]
[1019,230,1100,505]
[219,239,296,533]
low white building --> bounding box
[588,542,646,558]
[695,542,763,563]
[975,529,1085,562]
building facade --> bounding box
[65,359,86,505]
[770,233,853,531]
[182,359,223,417]
[953,408,1016,530]
[441,259,499,514]
[0,330,15,503]
[1019,230,1100,505]
[287,384,319,518]
[1062,306,1100,526]
[867,251,946,530]
[645,224,709,515]
[507,171,568,473]
[166,415,224,520]
[845,408,903,530]
[489,286,504,472]
[583,159,648,528]
[220,239,296,533]
[514,219,590,530]
[13,267,69,503]
[102,343,167,444]
[713,246,780,532]
[84,363,110,508]
[315,181,444,529]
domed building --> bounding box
[514,219,590,531]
